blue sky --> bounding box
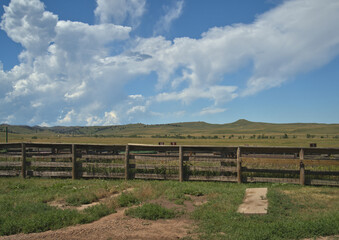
[0,0,338,126]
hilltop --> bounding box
[1,119,339,137]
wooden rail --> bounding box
[0,143,338,186]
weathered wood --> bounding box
[125,145,130,180]
[189,166,237,173]
[82,172,125,179]
[81,163,125,168]
[243,168,299,174]
[29,162,72,168]
[188,157,237,162]
[21,143,26,178]
[5,127,8,143]
[0,170,20,176]
[237,147,242,183]
[72,144,77,180]
[133,155,178,161]
[179,146,184,182]
[29,154,72,159]
[300,148,305,185]
[31,171,72,177]
[0,162,21,167]
[134,173,179,180]
[246,177,299,184]
[134,164,178,170]
[188,175,237,182]
[0,154,22,159]
[80,154,125,160]
[309,179,339,186]
[242,157,299,165]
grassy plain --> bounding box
[2,133,339,148]
[0,178,338,239]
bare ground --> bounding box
[0,194,207,240]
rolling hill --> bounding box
[1,119,339,137]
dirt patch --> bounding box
[48,187,135,211]
[0,192,207,240]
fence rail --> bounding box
[0,143,338,186]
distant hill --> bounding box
[1,119,339,136]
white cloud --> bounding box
[154,0,184,35]
[57,109,75,124]
[1,0,339,126]
[199,107,226,116]
[94,0,146,26]
[0,0,58,57]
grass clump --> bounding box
[125,203,176,220]
[117,192,139,207]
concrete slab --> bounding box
[237,188,268,214]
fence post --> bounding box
[125,145,130,180]
[179,146,184,182]
[5,127,8,143]
[72,144,77,180]
[237,147,242,183]
[21,143,26,178]
[299,148,305,185]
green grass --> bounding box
[125,203,177,220]
[117,192,140,207]
[0,178,338,239]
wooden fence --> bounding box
[0,143,338,186]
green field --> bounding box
[1,119,339,147]
[0,178,338,239]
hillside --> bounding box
[1,119,339,137]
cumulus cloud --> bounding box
[199,107,226,116]
[154,0,184,35]
[1,0,339,126]
[94,0,146,26]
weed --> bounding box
[125,203,176,220]
[117,192,139,207]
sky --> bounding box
[0,0,339,127]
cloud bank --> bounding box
[1,0,339,126]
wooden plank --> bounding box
[0,162,21,167]
[307,170,339,176]
[243,168,299,174]
[0,170,20,176]
[21,143,26,178]
[30,154,72,159]
[188,175,237,182]
[302,160,339,166]
[81,163,124,168]
[179,146,184,182]
[80,154,125,160]
[134,164,178,170]
[29,162,72,168]
[31,171,72,177]
[300,149,305,185]
[189,166,237,172]
[125,145,129,180]
[133,155,178,161]
[309,179,339,186]
[0,155,22,159]
[81,172,125,178]
[72,144,77,180]
[134,173,179,180]
[188,157,237,162]
[242,157,299,165]
[245,177,299,184]
[237,147,242,183]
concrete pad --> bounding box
[237,188,268,214]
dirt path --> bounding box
[0,207,194,240]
